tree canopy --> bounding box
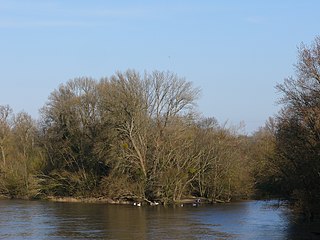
[0,70,253,204]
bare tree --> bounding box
[275,36,320,219]
[0,105,13,169]
[40,77,106,196]
[97,70,200,201]
[12,112,37,191]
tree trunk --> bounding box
[1,145,5,168]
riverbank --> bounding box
[0,195,9,200]
[45,196,131,204]
[0,193,238,206]
[44,195,232,206]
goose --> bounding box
[150,201,159,206]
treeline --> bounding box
[1,36,320,220]
[264,37,320,220]
[248,36,320,220]
[0,70,254,204]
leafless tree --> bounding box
[0,105,13,169]
[275,36,320,219]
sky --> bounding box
[1,0,320,134]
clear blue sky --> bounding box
[1,0,319,133]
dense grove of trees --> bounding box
[1,36,320,220]
[271,37,320,220]
[249,36,320,220]
[0,70,254,204]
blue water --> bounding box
[0,200,317,239]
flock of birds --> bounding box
[133,202,159,207]
[133,198,201,207]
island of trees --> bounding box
[1,36,320,221]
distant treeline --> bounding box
[1,36,320,221]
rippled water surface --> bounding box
[0,200,319,239]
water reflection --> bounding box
[285,213,320,240]
[0,200,319,239]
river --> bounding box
[0,200,319,239]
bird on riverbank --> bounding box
[192,198,201,207]
[150,202,159,206]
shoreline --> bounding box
[45,196,131,204]
[0,195,247,206]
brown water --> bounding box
[0,200,318,239]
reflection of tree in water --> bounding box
[1,200,317,239]
[48,202,231,240]
[48,203,148,239]
[285,215,320,240]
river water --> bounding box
[0,200,319,239]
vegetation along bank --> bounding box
[1,36,320,221]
